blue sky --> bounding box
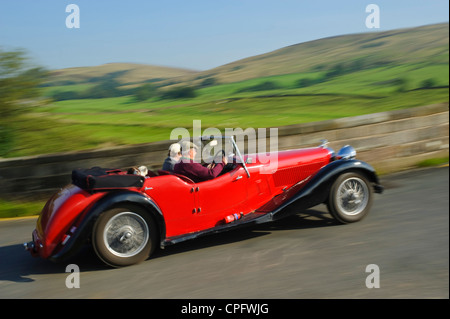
[0,0,448,71]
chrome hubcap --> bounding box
[104,212,149,258]
[337,177,369,216]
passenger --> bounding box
[162,143,181,172]
[127,165,148,177]
[174,142,227,183]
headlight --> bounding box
[337,145,356,160]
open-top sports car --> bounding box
[25,137,383,267]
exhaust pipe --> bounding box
[23,241,35,252]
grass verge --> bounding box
[0,199,46,219]
[417,156,449,168]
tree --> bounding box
[0,48,47,156]
[1,49,47,116]
[420,78,436,89]
[295,78,323,88]
[83,79,122,99]
[160,86,197,99]
[199,77,217,88]
[324,63,345,79]
[236,81,280,93]
[51,90,80,101]
[134,83,158,101]
[396,77,409,92]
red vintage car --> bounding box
[25,137,383,267]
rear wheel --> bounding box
[327,172,373,224]
[93,205,157,267]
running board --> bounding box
[161,211,273,247]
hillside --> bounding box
[177,23,449,85]
[46,62,198,87]
[44,23,448,89]
[6,23,449,158]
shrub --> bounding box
[51,90,80,101]
[160,86,197,99]
[199,77,217,88]
[295,77,323,88]
[236,81,281,93]
[420,78,436,89]
[0,125,14,157]
[134,83,158,101]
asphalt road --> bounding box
[0,167,448,299]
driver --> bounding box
[173,142,228,183]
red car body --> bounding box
[25,137,383,267]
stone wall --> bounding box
[0,103,448,199]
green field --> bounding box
[8,61,447,158]
[4,65,447,217]
[4,23,449,158]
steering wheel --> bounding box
[213,150,226,164]
[212,150,237,175]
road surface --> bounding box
[0,167,448,299]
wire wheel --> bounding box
[103,212,149,258]
[336,177,370,216]
[328,172,373,223]
[93,205,156,267]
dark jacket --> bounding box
[173,158,224,183]
[162,156,178,172]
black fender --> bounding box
[270,159,383,220]
[49,190,165,262]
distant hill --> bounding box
[46,63,198,87]
[11,23,448,159]
[177,23,449,85]
[45,23,448,89]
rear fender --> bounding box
[49,190,165,262]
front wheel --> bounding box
[92,205,157,267]
[327,172,373,224]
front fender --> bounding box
[271,159,382,220]
[49,190,165,262]
[311,159,383,194]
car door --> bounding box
[193,165,248,230]
[143,174,198,238]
